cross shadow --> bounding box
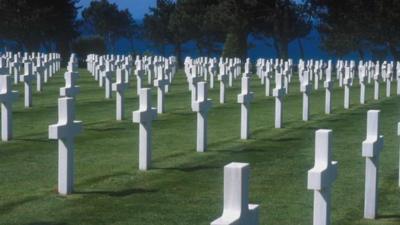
[153,165,219,172]
[74,188,158,197]
[25,222,67,225]
[14,138,49,143]
[0,196,39,213]
[377,214,400,221]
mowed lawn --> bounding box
[0,68,399,225]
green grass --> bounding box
[0,68,399,225]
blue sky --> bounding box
[78,0,156,20]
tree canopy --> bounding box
[81,0,137,52]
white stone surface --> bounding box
[60,68,80,98]
[359,65,367,104]
[0,75,18,141]
[343,67,352,109]
[300,71,312,121]
[20,62,34,108]
[154,67,168,114]
[211,162,259,225]
[103,62,113,99]
[112,68,128,120]
[48,97,82,195]
[324,62,333,114]
[218,66,228,104]
[132,88,157,171]
[135,62,145,95]
[237,75,254,139]
[362,110,384,219]
[398,122,400,187]
[308,129,338,225]
[192,82,212,152]
[273,72,286,128]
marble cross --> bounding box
[218,66,229,104]
[20,62,35,108]
[308,129,338,225]
[112,68,128,120]
[48,97,82,195]
[191,82,212,152]
[154,67,169,114]
[343,67,352,109]
[135,62,145,95]
[0,75,18,141]
[35,57,44,92]
[103,62,113,99]
[359,64,367,104]
[273,72,286,128]
[237,75,254,139]
[132,88,157,171]
[323,61,333,114]
[362,110,384,219]
[211,162,259,225]
[300,70,312,121]
[373,63,380,100]
[398,122,400,187]
[60,68,80,98]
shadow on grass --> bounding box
[377,214,400,221]
[74,188,158,197]
[25,222,67,225]
[15,138,49,143]
[0,196,40,213]
[153,165,219,172]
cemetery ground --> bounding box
[0,68,400,225]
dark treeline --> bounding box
[1,0,400,64]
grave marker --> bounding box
[132,88,157,171]
[308,129,338,225]
[362,110,384,219]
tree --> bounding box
[81,0,137,52]
[0,0,79,57]
[253,0,312,59]
[143,0,176,55]
[71,36,107,66]
[311,0,372,59]
[203,0,259,59]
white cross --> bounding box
[154,67,169,114]
[273,72,286,128]
[359,64,367,104]
[35,57,45,92]
[397,122,400,187]
[20,62,35,108]
[362,110,384,219]
[343,67,352,109]
[48,97,82,195]
[112,68,128,120]
[211,162,259,225]
[192,82,212,152]
[237,76,254,139]
[132,88,157,171]
[308,129,338,225]
[103,62,113,99]
[135,62,145,95]
[300,70,312,121]
[0,75,18,141]
[218,66,229,104]
[60,69,80,98]
[189,66,201,104]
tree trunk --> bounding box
[297,38,305,59]
[174,43,182,67]
[222,31,248,59]
[273,38,289,60]
[357,48,365,61]
[388,41,400,62]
